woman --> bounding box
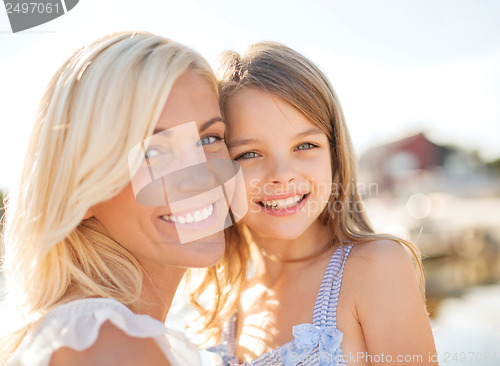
[0,31,235,366]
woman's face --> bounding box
[225,88,333,241]
[92,71,229,269]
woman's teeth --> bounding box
[162,204,214,224]
[260,194,305,209]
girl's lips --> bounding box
[257,192,306,201]
[256,193,308,207]
[257,193,310,216]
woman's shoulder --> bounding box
[49,320,169,366]
[40,297,168,343]
[8,298,169,366]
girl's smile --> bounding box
[254,193,309,216]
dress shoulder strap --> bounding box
[313,244,354,328]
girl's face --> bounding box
[92,71,228,269]
[226,88,333,241]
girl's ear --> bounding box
[83,208,94,220]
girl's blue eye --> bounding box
[235,151,261,160]
[198,136,223,146]
[295,142,316,151]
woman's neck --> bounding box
[131,264,186,322]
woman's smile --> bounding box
[160,202,215,224]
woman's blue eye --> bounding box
[235,151,261,160]
[295,143,316,151]
[145,147,161,159]
[198,136,223,146]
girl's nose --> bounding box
[266,155,296,185]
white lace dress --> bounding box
[6,298,219,366]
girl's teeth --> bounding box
[262,194,304,209]
[162,204,214,224]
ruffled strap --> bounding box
[284,323,343,366]
[207,343,240,366]
[7,298,168,366]
[242,323,343,366]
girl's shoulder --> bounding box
[344,239,424,314]
[347,238,412,266]
[340,243,435,360]
[344,239,420,298]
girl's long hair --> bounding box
[188,41,424,344]
[0,31,217,361]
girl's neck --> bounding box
[131,264,186,322]
[250,220,334,282]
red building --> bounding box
[359,133,448,192]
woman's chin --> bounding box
[180,231,226,268]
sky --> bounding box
[1,0,499,189]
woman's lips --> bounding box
[159,202,217,229]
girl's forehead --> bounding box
[226,88,319,133]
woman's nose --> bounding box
[167,162,214,198]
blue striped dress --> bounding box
[211,243,353,366]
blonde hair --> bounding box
[0,31,217,361]
[189,41,425,343]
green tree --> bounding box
[486,158,500,175]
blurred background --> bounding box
[1,0,499,364]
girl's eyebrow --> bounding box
[227,128,325,148]
[296,128,324,138]
[227,138,259,148]
[228,128,324,148]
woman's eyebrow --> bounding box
[199,117,226,132]
[153,117,225,135]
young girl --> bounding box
[0,31,235,366]
[192,42,437,365]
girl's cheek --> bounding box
[242,175,261,197]
[246,178,259,195]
